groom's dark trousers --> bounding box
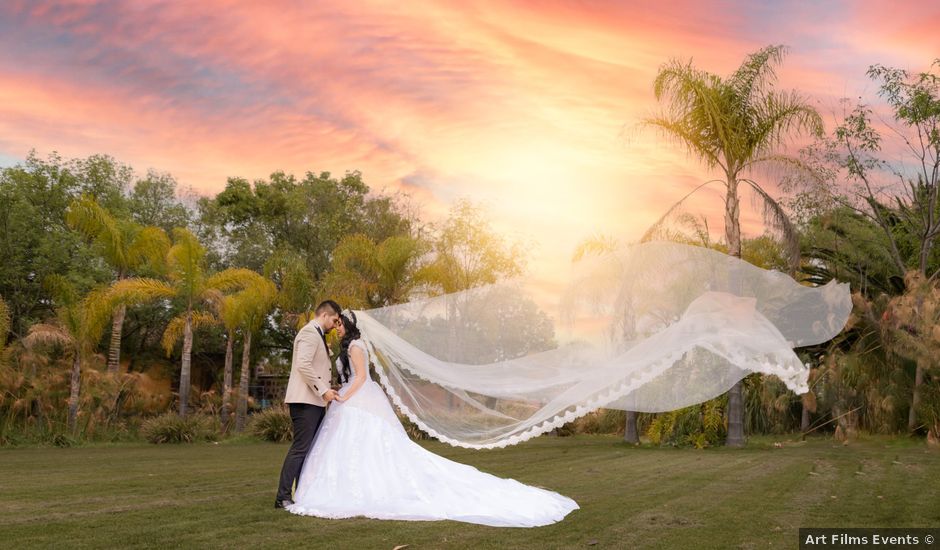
[276,403,326,501]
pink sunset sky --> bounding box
[1,0,938,271]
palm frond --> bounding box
[161,316,186,356]
[161,311,218,356]
[215,294,243,332]
[743,153,827,188]
[205,268,264,294]
[66,194,128,269]
[80,286,123,346]
[645,116,725,169]
[729,44,787,105]
[109,277,177,305]
[742,178,800,274]
[24,323,74,350]
[167,228,206,291]
[127,226,171,272]
[231,279,278,331]
[651,60,733,164]
[639,179,724,242]
[572,234,619,262]
[749,90,824,157]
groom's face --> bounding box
[323,312,340,331]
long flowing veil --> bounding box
[355,241,852,449]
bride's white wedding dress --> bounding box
[285,339,579,527]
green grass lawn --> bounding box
[1,434,938,549]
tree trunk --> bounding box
[106,302,126,374]
[801,367,815,432]
[221,331,234,432]
[724,176,742,257]
[801,400,811,432]
[724,175,746,447]
[624,410,639,443]
[178,310,193,418]
[235,330,252,432]
[726,381,745,446]
[908,359,925,432]
[68,352,81,431]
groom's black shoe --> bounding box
[274,498,294,509]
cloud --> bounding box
[0,0,936,265]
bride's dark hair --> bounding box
[338,311,361,384]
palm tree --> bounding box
[110,228,258,417]
[22,277,113,430]
[207,291,241,432]
[320,233,426,308]
[232,277,278,432]
[644,44,823,446]
[202,270,274,432]
[66,195,170,374]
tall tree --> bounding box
[197,171,413,275]
[232,277,278,432]
[645,44,823,446]
[128,170,192,235]
[66,195,170,374]
[22,277,112,430]
[204,270,275,432]
[110,229,258,417]
[419,199,525,295]
[0,152,126,338]
[796,59,940,432]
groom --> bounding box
[275,299,342,509]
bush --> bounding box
[646,399,725,448]
[140,413,217,444]
[248,406,292,442]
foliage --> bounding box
[793,59,940,279]
[128,169,192,234]
[247,406,293,442]
[196,171,413,276]
[645,44,823,269]
[320,233,427,309]
[66,195,170,278]
[419,199,526,294]
[0,153,117,338]
[882,271,940,437]
[646,398,726,448]
[108,229,262,417]
[140,412,218,443]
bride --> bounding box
[285,308,579,527]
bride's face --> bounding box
[334,321,347,338]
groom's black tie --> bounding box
[316,326,329,356]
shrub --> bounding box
[140,412,217,444]
[646,399,725,448]
[248,406,292,442]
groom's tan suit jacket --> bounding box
[284,320,332,407]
